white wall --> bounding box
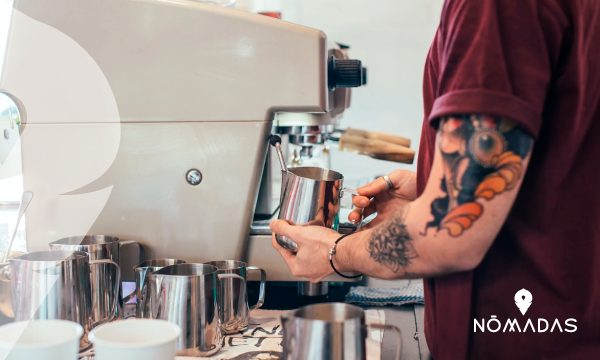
[0,0,26,257]
[0,0,14,72]
[281,0,444,183]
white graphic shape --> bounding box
[514,288,533,315]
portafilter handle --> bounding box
[269,135,288,173]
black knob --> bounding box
[269,134,282,147]
[328,57,366,89]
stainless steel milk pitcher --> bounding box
[270,134,362,252]
[281,302,402,360]
[205,260,266,334]
[144,263,246,357]
[49,235,140,321]
[6,250,120,350]
[123,258,186,318]
[277,166,358,252]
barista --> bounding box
[270,0,600,358]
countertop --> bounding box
[368,278,430,360]
[121,278,430,359]
[253,278,430,360]
[381,305,429,360]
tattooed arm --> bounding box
[270,114,533,282]
[330,114,534,279]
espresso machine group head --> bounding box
[274,47,366,162]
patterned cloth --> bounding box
[346,281,424,306]
[176,309,386,360]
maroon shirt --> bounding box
[417,0,600,358]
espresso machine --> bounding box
[1,0,366,291]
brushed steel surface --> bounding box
[124,259,186,318]
[21,122,271,263]
[9,0,329,123]
[277,166,344,252]
[8,250,119,351]
[144,264,245,357]
[281,302,402,360]
[206,260,266,334]
[298,282,329,296]
[49,235,125,322]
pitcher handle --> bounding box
[340,187,369,232]
[89,259,121,326]
[122,290,135,304]
[119,240,145,264]
[122,270,140,304]
[217,273,247,285]
[246,266,266,310]
[366,323,402,360]
[118,240,143,304]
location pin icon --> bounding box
[514,288,533,315]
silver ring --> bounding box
[381,175,394,191]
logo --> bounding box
[514,288,533,315]
[473,288,578,334]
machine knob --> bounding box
[328,57,366,89]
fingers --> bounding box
[348,209,362,223]
[352,195,376,217]
[270,219,305,244]
[305,219,326,227]
[357,170,417,197]
[352,195,371,208]
[348,205,377,223]
[357,177,390,197]
[271,233,296,264]
[270,229,335,282]
[350,195,376,221]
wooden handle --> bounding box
[345,128,411,148]
[339,133,415,164]
[368,152,415,163]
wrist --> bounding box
[333,232,358,273]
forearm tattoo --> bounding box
[368,206,417,272]
[367,115,532,273]
[425,114,533,237]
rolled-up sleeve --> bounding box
[428,0,566,138]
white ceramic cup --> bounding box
[89,319,181,360]
[0,320,83,360]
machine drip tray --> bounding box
[247,281,355,310]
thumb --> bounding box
[271,234,296,262]
[357,176,389,197]
[270,219,304,243]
